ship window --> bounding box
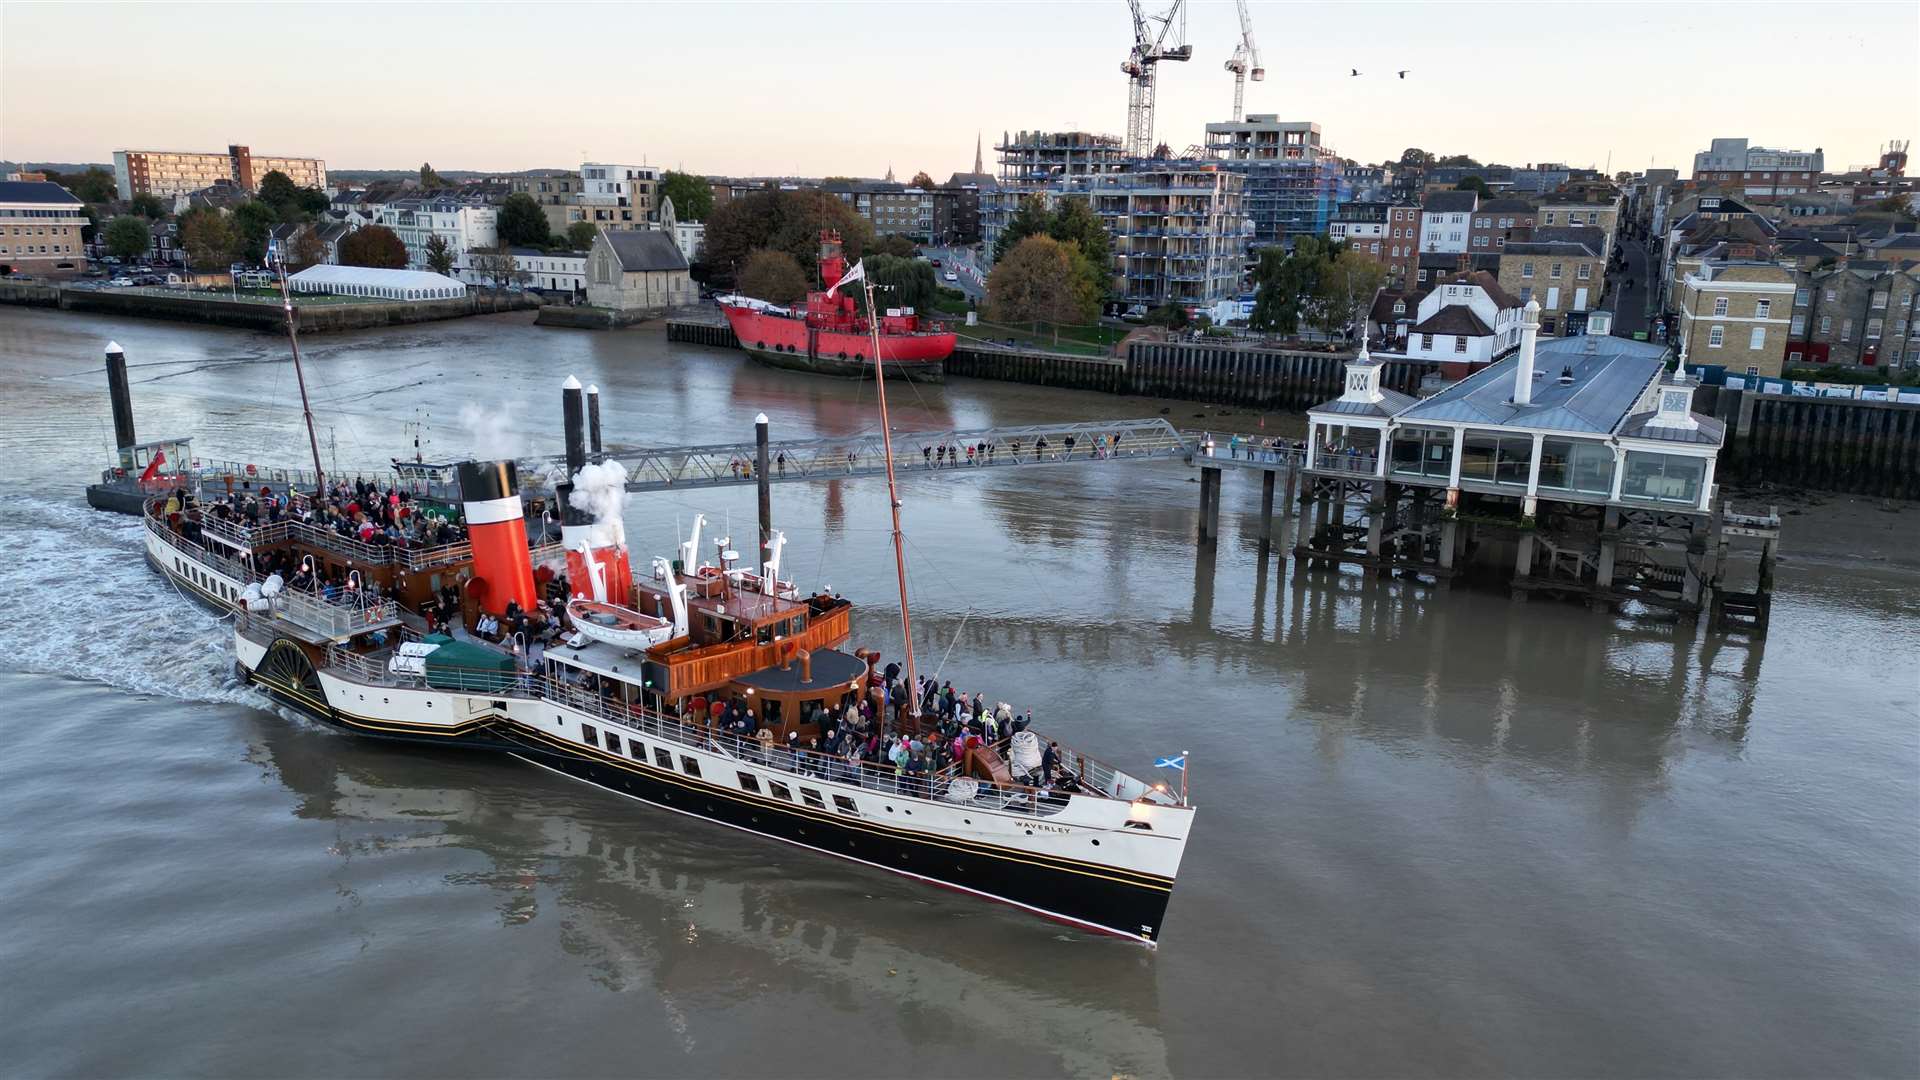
[581,724,598,747]
[833,795,859,816]
[653,747,673,769]
[800,787,826,809]
[757,622,773,644]
[679,756,701,778]
[603,732,621,755]
[629,740,646,760]
[768,781,792,801]
[737,772,761,794]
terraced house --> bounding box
[1672,261,1795,377]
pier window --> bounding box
[1621,451,1707,506]
[1390,426,1455,479]
[1460,431,1532,486]
[1536,438,1615,495]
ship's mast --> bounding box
[272,259,327,502]
[861,276,919,721]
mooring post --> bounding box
[587,384,603,458]
[1197,466,1222,543]
[755,412,772,550]
[1281,458,1298,519]
[1257,468,1276,557]
[104,341,136,472]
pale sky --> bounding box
[3,1,1915,180]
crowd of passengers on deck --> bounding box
[552,655,1075,801]
[164,477,469,552]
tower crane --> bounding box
[1224,0,1263,124]
[1121,0,1192,158]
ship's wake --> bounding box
[0,496,259,707]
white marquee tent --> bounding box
[287,264,467,301]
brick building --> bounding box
[1673,261,1795,376]
[1498,233,1608,336]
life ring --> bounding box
[246,463,258,476]
[697,565,722,578]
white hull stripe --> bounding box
[463,495,523,526]
[512,755,1156,947]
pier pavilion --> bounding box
[1299,304,1769,618]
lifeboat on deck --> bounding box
[566,597,676,649]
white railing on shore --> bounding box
[313,646,1149,814]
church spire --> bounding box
[974,131,983,175]
[885,162,895,182]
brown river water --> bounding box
[0,307,1914,1078]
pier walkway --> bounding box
[524,417,1306,548]
[579,418,1211,493]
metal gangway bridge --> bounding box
[523,418,1303,494]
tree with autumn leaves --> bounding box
[985,235,1100,333]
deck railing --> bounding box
[192,502,558,573]
[149,512,399,634]
[313,645,1144,814]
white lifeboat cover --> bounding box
[1009,730,1043,775]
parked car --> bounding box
[109,277,135,287]
[929,259,942,268]
[943,271,958,282]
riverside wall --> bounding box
[1697,384,1920,499]
[0,283,538,333]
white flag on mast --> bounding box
[827,259,865,297]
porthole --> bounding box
[1024,829,1032,835]
[885,806,894,813]
[963,818,971,825]
[1091,839,1101,846]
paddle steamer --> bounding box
[123,268,1194,943]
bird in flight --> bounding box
[1398,69,1410,79]
[1350,68,1362,76]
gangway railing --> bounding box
[535,418,1195,493]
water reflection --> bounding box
[249,720,1172,1077]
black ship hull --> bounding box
[241,654,1172,943]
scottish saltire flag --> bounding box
[827,259,865,297]
[1154,753,1187,771]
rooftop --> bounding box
[1411,305,1493,337]
[0,180,83,206]
[1423,190,1477,213]
[603,230,688,273]
[1399,335,1671,435]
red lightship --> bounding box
[717,231,954,382]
